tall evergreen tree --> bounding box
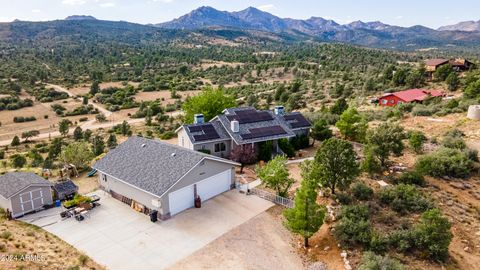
[92,135,105,156]
[284,160,326,247]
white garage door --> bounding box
[197,169,231,202]
[168,169,232,216]
[19,188,44,216]
[168,184,194,216]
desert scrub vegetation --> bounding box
[415,147,475,178]
[378,184,432,214]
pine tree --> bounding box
[107,134,118,149]
[11,135,20,146]
[284,162,326,247]
[73,127,83,141]
[92,135,105,156]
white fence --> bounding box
[248,188,294,208]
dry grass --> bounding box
[0,213,104,270]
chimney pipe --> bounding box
[274,106,284,115]
[194,114,204,124]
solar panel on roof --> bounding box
[226,110,274,124]
[284,114,311,129]
[188,123,221,142]
[240,125,287,140]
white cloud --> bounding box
[32,9,41,13]
[256,4,276,12]
[99,2,115,7]
[62,0,87,5]
[395,15,403,20]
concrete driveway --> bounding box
[20,190,273,270]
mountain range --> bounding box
[438,20,480,32]
[1,6,480,50]
[154,6,480,48]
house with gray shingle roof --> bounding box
[93,136,239,219]
[176,106,311,158]
[0,172,53,218]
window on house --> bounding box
[102,174,107,182]
[390,99,394,104]
[214,142,226,152]
[382,99,388,104]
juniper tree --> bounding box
[315,138,359,194]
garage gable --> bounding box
[165,158,236,195]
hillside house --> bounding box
[176,106,312,158]
[425,58,449,73]
[449,58,474,71]
[93,136,239,219]
[378,89,444,107]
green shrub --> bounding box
[395,171,426,186]
[362,145,382,175]
[278,138,295,158]
[159,131,175,140]
[388,229,416,253]
[368,231,389,253]
[358,251,404,270]
[334,205,372,247]
[258,141,273,162]
[335,193,353,205]
[465,149,479,162]
[415,148,474,178]
[0,150,4,159]
[413,208,452,261]
[352,182,374,201]
[408,130,426,153]
[291,134,310,150]
[63,195,92,208]
[379,184,432,214]
[442,135,466,150]
[0,231,12,240]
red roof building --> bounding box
[378,89,445,107]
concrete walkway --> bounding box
[286,157,314,164]
[21,190,273,270]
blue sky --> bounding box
[0,0,479,28]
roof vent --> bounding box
[171,153,176,157]
[141,143,146,148]
[231,120,239,133]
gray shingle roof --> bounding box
[93,136,238,198]
[0,172,53,199]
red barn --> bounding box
[378,89,444,107]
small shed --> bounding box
[53,180,78,200]
[0,172,53,218]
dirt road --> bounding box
[46,84,112,116]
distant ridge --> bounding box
[65,15,97,21]
[438,20,480,32]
